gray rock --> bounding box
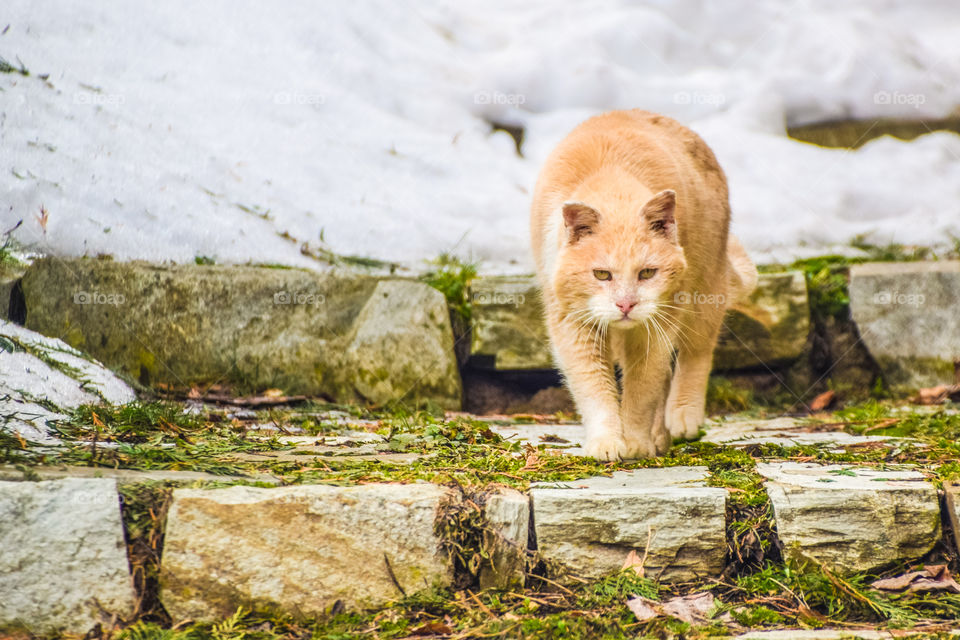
[491,423,587,455]
[758,462,940,574]
[713,270,810,370]
[479,488,529,590]
[345,280,461,410]
[702,416,897,449]
[467,273,809,372]
[849,261,960,391]
[21,259,461,407]
[0,478,136,634]
[470,276,551,370]
[530,467,726,582]
[160,483,454,620]
[945,482,960,557]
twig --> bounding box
[384,553,406,598]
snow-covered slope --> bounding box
[2,0,959,271]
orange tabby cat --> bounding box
[530,109,757,460]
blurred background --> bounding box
[2,0,959,271]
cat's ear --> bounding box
[642,189,677,242]
[562,202,600,244]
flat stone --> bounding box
[160,483,454,620]
[479,488,529,590]
[849,261,960,391]
[530,467,726,582]
[491,423,586,455]
[467,272,808,372]
[758,462,940,574]
[21,259,461,408]
[702,416,896,449]
[0,464,279,484]
[469,276,551,370]
[945,482,960,557]
[713,270,810,370]
[0,478,136,634]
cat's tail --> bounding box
[726,234,758,305]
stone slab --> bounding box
[758,462,940,573]
[480,488,529,590]
[0,478,136,634]
[491,423,587,455]
[703,417,896,449]
[530,467,726,582]
[849,261,960,390]
[21,259,461,408]
[160,483,454,620]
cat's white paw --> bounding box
[622,433,656,459]
[666,405,704,440]
[584,433,630,461]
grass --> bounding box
[8,399,960,638]
[420,252,478,324]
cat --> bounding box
[530,109,757,460]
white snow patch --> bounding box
[1,0,959,272]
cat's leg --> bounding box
[665,303,724,440]
[550,317,625,461]
[617,328,673,457]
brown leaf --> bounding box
[409,620,453,636]
[626,596,659,622]
[871,565,960,594]
[914,384,960,405]
[627,592,715,625]
[809,390,836,412]
[621,549,645,578]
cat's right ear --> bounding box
[562,202,600,244]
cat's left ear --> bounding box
[642,189,677,242]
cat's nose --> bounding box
[616,300,636,314]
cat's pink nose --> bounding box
[616,300,636,314]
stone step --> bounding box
[849,260,960,392]
[758,462,941,574]
[19,258,461,408]
[469,271,810,371]
[530,467,727,582]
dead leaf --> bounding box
[409,620,453,636]
[627,592,715,625]
[621,549,645,578]
[871,565,960,594]
[810,390,836,412]
[626,597,659,622]
[540,434,570,443]
[263,388,285,398]
[914,384,960,405]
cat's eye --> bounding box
[638,268,658,280]
[593,269,612,281]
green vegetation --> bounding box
[0,54,29,76]
[8,399,960,638]
[421,252,478,323]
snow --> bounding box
[2,0,959,272]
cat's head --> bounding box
[554,188,687,328]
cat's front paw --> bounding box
[666,405,704,440]
[621,433,655,459]
[584,433,630,461]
